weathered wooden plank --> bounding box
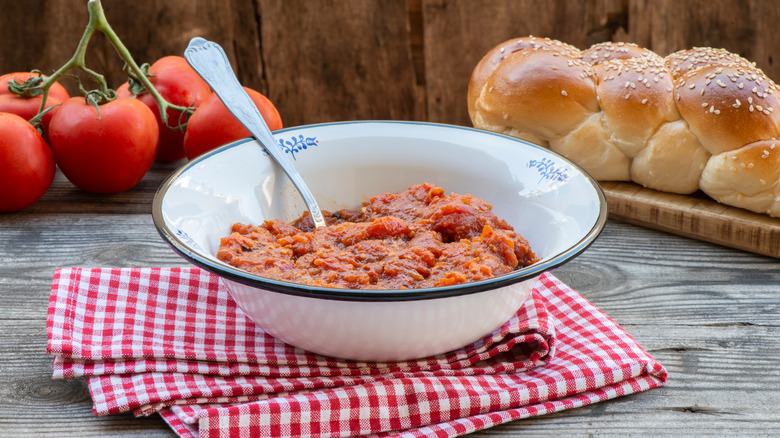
[16,162,182,215]
[0,215,185,320]
[0,1,243,93]
[421,0,591,126]
[643,0,780,79]
[584,0,631,46]
[3,1,780,128]
[258,0,421,126]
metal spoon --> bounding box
[184,37,327,229]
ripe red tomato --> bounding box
[117,56,211,162]
[48,97,159,194]
[183,87,283,160]
[0,112,55,212]
[0,72,70,137]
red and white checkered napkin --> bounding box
[47,267,666,438]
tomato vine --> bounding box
[10,0,190,128]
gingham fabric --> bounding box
[47,267,666,438]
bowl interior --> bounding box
[154,121,606,298]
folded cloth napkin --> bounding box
[47,267,666,438]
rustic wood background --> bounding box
[1,0,779,129]
[2,2,780,435]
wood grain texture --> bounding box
[421,0,590,126]
[258,0,421,126]
[0,163,779,436]
[602,181,780,259]
[646,0,780,68]
[3,0,780,127]
[0,0,242,94]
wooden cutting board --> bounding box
[600,182,780,259]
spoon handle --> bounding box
[184,37,326,229]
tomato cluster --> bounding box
[0,57,282,212]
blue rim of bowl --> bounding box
[152,121,608,302]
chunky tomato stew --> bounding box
[216,183,539,289]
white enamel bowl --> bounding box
[152,121,607,362]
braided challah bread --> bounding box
[468,37,780,217]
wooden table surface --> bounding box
[1,161,779,437]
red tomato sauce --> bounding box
[216,183,539,289]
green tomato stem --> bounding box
[27,6,98,124]
[27,0,189,128]
[88,0,189,124]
